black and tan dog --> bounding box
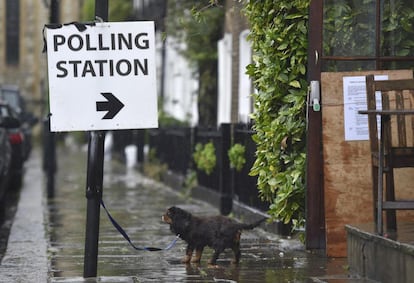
[162,206,266,265]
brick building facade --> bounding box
[0,0,82,115]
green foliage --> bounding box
[166,0,224,126]
[377,0,414,57]
[182,169,198,198]
[193,141,216,175]
[243,1,309,229]
[81,0,134,21]
[228,143,246,171]
[323,0,414,71]
[166,0,224,64]
[108,0,134,21]
[81,0,95,21]
[323,0,375,58]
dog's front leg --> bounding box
[190,247,204,263]
[182,245,193,263]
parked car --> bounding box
[0,85,37,160]
[0,109,20,220]
[0,102,25,188]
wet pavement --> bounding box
[0,148,48,282]
[1,144,376,282]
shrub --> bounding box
[228,143,246,171]
[193,141,216,175]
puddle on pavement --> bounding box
[48,147,355,283]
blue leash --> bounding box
[100,199,179,251]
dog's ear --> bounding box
[167,206,179,219]
[170,207,191,230]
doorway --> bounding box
[306,0,414,250]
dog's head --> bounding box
[162,206,192,234]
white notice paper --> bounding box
[343,75,387,141]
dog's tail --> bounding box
[238,217,267,230]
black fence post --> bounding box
[42,116,56,198]
[192,126,198,168]
[219,123,232,215]
[136,129,145,163]
[43,0,59,199]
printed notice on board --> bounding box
[343,75,387,141]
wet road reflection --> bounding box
[48,146,355,283]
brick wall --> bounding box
[0,0,81,115]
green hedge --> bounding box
[244,0,309,230]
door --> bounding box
[306,0,414,250]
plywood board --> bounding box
[321,70,414,257]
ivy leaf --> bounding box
[289,80,301,88]
[277,43,289,50]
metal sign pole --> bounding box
[83,0,108,278]
[83,131,105,277]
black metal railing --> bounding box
[118,123,269,214]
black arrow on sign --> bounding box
[96,92,125,119]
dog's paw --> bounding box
[181,255,191,264]
[190,258,201,263]
[207,263,220,269]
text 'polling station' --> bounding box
[51,32,151,78]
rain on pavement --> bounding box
[34,141,357,282]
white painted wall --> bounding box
[238,30,253,123]
[217,33,232,126]
[161,36,199,126]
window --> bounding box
[6,0,20,65]
[322,0,414,71]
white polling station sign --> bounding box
[45,21,158,131]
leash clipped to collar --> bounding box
[100,199,179,251]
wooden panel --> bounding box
[321,70,414,257]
